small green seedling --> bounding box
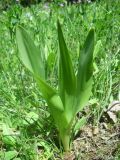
[16,21,94,151]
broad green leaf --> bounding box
[16,26,64,114]
[57,21,77,124]
[37,75,66,129]
[2,123,16,146]
[76,29,94,112]
[16,26,45,79]
[0,151,17,160]
[57,21,76,105]
[36,77,64,112]
[35,76,65,129]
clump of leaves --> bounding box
[16,21,94,151]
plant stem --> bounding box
[60,131,70,151]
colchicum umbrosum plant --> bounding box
[16,21,94,151]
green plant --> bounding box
[16,21,94,151]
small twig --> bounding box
[106,101,120,112]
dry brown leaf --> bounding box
[107,101,120,112]
[107,111,117,123]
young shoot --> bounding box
[16,21,94,151]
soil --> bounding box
[63,123,120,160]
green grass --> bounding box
[0,1,120,159]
